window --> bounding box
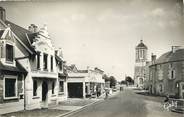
[51,56,53,71]
[139,78,143,84]
[43,54,48,70]
[33,80,37,96]
[59,81,64,92]
[169,63,173,69]
[182,84,184,90]
[59,62,62,71]
[6,44,13,62]
[37,52,40,69]
[5,78,17,98]
[159,84,163,93]
[171,70,175,79]
[0,44,3,58]
[52,81,55,94]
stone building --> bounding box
[143,61,151,90]
[134,40,148,88]
[149,47,184,99]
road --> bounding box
[66,88,183,117]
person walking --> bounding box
[105,89,109,99]
[97,86,101,97]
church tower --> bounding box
[134,40,148,88]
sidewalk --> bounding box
[1,109,69,117]
[133,89,183,117]
[50,98,102,117]
[1,92,119,117]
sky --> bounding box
[0,0,184,81]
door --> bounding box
[42,81,48,101]
[68,83,83,98]
[179,82,184,98]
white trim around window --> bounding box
[3,75,18,100]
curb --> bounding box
[55,99,104,117]
[56,91,120,117]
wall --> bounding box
[149,60,184,98]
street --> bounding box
[66,88,183,117]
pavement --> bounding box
[1,88,182,117]
[50,91,119,117]
[0,109,69,117]
[0,92,118,117]
[64,88,183,117]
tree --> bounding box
[125,76,134,85]
[109,76,117,88]
[121,80,126,85]
[103,74,110,82]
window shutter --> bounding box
[18,79,23,94]
[168,70,171,79]
[0,42,4,58]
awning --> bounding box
[0,61,27,74]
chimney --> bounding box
[0,7,6,22]
[151,53,156,64]
[55,48,63,58]
[172,46,180,53]
[28,24,38,33]
[55,50,58,56]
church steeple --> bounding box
[135,40,148,62]
[134,39,148,88]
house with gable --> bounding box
[0,7,27,114]
[0,7,68,112]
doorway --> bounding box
[42,81,48,101]
[179,82,184,98]
[68,83,83,98]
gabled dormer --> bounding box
[0,27,16,67]
[27,24,57,75]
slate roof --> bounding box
[27,32,38,44]
[4,20,36,54]
[136,42,148,49]
[55,55,62,62]
[78,70,88,73]
[0,30,4,37]
[153,49,184,65]
[0,61,27,74]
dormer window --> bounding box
[6,44,13,62]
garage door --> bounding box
[68,83,83,98]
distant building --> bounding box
[55,49,68,103]
[149,47,184,98]
[66,65,105,98]
[143,61,151,90]
[134,40,148,88]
